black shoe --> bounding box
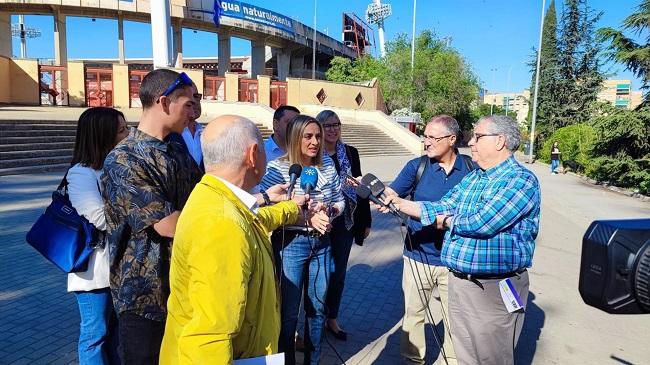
[326,323,348,341]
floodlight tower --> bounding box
[11,15,42,58]
[365,0,391,57]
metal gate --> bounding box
[238,79,258,103]
[270,81,288,109]
[85,67,113,107]
[204,74,226,101]
[39,65,69,106]
[128,68,151,108]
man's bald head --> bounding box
[201,115,264,169]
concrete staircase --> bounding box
[0,120,411,176]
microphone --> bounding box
[300,166,318,196]
[286,164,302,199]
[355,185,400,216]
[360,173,398,211]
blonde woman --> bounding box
[259,114,344,365]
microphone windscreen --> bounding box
[361,173,386,196]
[300,166,318,190]
[289,164,302,177]
[355,184,372,199]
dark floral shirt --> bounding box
[102,128,202,321]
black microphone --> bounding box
[360,173,398,211]
[286,164,302,199]
[356,185,400,216]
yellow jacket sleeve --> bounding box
[176,217,252,364]
[257,201,300,232]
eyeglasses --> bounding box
[160,72,193,98]
[471,132,500,141]
[424,134,453,143]
[322,123,341,131]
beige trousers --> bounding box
[401,256,457,365]
[448,271,529,365]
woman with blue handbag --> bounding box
[66,107,129,365]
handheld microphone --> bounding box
[360,173,398,211]
[286,164,302,199]
[300,166,318,196]
[356,185,400,216]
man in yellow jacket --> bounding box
[160,115,330,364]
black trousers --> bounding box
[118,312,165,365]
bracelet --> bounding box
[260,190,272,206]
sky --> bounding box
[11,0,644,92]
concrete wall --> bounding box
[112,63,129,108]
[286,78,380,111]
[0,56,10,103]
[67,61,86,107]
[200,101,275,129]
[10,59,39,105]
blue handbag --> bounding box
[26,172,103,273]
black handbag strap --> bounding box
[56,170,70,194]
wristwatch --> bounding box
[260,190,272,206]
[442,215,451,230]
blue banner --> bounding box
[218,1,294,34]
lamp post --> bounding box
[409,0,416,112]
[529,0,546,162]
[490,67,497,115]
[312,0,317,79]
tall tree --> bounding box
[555,0,604,129]
[325,30,480,130]
[599,0,650,105]
[529,0,560,138]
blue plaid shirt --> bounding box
[419,156,541,274]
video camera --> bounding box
[579,219,650,314]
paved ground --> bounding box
[1,153,650,364]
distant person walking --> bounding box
[550,142,561,174]
[67,107,129,365]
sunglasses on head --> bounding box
[160,72,193,98]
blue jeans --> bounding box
[74,288,119,365]
[551,159,559,173]
[325,216,354,319]
[276,233,332,365]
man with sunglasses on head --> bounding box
[379,115,541,365]
[383,115,473,365]
[102,69,203,364]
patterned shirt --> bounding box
[102,128,202,321]
[419,156,541,274]
[259,154,345,218]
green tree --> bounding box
[529,0,560,138]
[589,103,650,158]
[325,56,383,83]
[380,30,480,129]
[599,0,650,104]
[325,30,480,130]
[554,0,604,128]
[471,103,518,122]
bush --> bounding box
[585,155,650,195]
[538,124,596,168]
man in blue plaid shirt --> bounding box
[380,115,541,365]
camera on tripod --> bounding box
[579,219,650,314]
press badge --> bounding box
[499,278,524,313]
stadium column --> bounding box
[173,20,183,68]
[0,12,11,58]
[250,38,265,78]
[118,13,125,64]
[53,8,67,66]
[218,33,231,76]
[276,49,291,81]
